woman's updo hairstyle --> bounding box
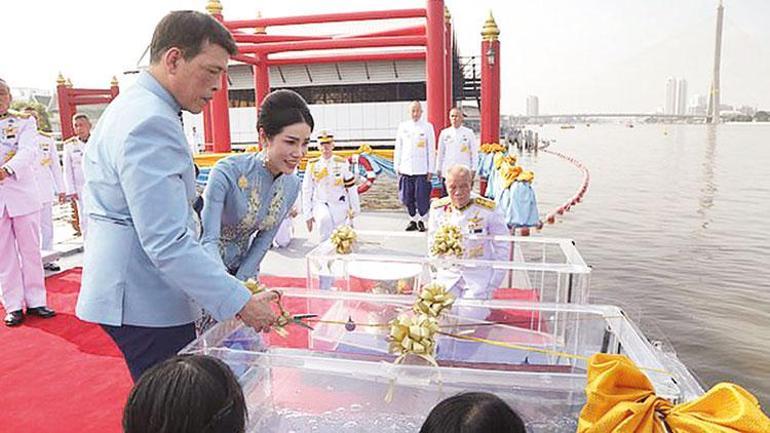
[257,89,314,139]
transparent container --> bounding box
[183,289,702,433]
[305,230,591,305]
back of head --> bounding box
[257,89,314,139]
[123,355,246,433]
[419,392,526,433]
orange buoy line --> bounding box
[539,146,590,229]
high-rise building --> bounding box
[676,78,688,115]
[526,95,539,116]
[665,77,677,115]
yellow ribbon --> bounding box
[330,225,357,254]
[414,283,455,318]
[430,224,464,257]
[356,143,373,154]
[578,354,770,433]
[501,164,523,190]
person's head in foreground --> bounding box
[123,355,246,433]
[420,392,526,433]
[258,89,314,175]
[445,164,474,209]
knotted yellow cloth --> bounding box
[578,354,770,433]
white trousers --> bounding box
[39,201,54,250]
[273,218,293,248]
[313,202,348,242]
[0,208,47,311]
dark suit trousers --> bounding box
[101,322,196,382]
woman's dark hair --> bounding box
[150,11,238,63]
[257,89,314,139]
[420,392,526,433]
[123,355,247,433]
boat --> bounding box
[560,125,575,129]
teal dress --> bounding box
[201,152,301,281]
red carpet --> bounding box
[0,268,131,433]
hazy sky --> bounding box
[5,0,769,114]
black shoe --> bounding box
[26,306,56,318]
[405,221,418,231]
[417,221,427,232]
[44,263,61,272]
[4,310,24,326]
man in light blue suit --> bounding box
[75,11,277,381]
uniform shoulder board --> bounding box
[474,196,496,209]
[8,110,31,119]
[333,155,346,163]
[38,131,53,137]
[343,176,356,188]
[431,196,451,208]
[307,157,320,163]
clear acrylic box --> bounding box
[305,230,591,305]
[182,289,702,433]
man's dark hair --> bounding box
[419,392,526,433]
[150,10,237,63]
[123,355,247,433]
[257,89,315,139]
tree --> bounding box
[755,111,769,122]
[10,100,52,132]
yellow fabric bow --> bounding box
[501,165,523,190]
[578,354,770,433]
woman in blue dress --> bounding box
[201,90,314,281]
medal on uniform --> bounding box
[416,139,426,148]
[461,145,469,153]
[238,175,249,189]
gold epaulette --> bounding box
[343,176,356,188]
[38,130,53,137]
[474,196,496,210]
[333,155,346,163]
[64,136,79,144]
[307,157,320,164]
[431,196,451,208]
[7,110,31,119]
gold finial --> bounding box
[110,75,119,87]
[56,73,66,86]
[444,5,451,23]
[254,10,266,34]
[206,0,223,15]
[65,78,73,88]
[481,11,500,41]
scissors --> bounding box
[288,313,317,330]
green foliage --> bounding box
[10,100,52,132]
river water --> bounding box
[519,122,770,407]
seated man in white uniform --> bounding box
[428,164,510,320]
[302,130,360,242]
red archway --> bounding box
[56,74,119,140]
[204,0,453,153]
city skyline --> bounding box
[3,0,769,115]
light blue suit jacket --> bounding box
[76,71,251,327]
[201,152,300,281]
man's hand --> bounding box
[58,193,66,204]
[306,218,314,232]
[426,173,432,181]
[237,291,279,333]
[289,208,298,218]
[0,169,6,181]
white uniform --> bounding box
[33,131,64,250]
[0,111,47,312]
[428,194,510,319]
[62,136,87,235]
[274,192,300,248]
[436,125,478,174]
[302,155,360,241]
[393,120,436,175]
